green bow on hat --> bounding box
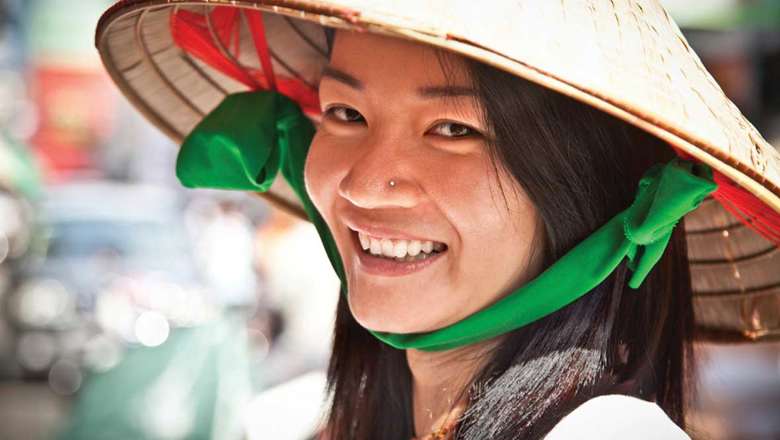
[176,91,718,352]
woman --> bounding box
[310,29,693,439]
[95,1,780,439]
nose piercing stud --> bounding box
[389,179,397,188]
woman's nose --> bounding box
[337,140,423,210]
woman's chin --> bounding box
[350,310,418,334]
[348,302,451,335]
[348,302,428,334]
[346,283,456,333]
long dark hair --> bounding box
[320,41,695,440]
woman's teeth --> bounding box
[357,232,446,262]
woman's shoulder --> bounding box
[544,394,691,440]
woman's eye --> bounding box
[324,105,365,123]
[429,122,480,138]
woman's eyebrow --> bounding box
[320,65,477,98]
[417,85,477,98]
[321,66,363,89]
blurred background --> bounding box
[0,1,777,439]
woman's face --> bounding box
[305,30,544,333]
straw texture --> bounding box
[95,0,780,342]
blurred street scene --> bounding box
[0,1,339,439]
[0,1,778,439]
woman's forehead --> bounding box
[325,30,472,90]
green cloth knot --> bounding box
[622,159,717,288]
[176,92,287,192]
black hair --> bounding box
[320,30,694,440]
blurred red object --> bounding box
[28,66,117,181]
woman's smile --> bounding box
[348,226,449,277]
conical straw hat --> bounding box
[95,0,780,342]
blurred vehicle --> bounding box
[0,180,218,386]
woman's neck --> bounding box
[406,339,501,437]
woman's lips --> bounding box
[349,229,446,277]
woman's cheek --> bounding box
[304,133,354,256]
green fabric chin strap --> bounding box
[176,90,718,352]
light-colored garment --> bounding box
[264,378,689,440]
[410,394,689,440]
[545,395,690,440]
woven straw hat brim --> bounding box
[95,0,780,342]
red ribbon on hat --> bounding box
[672,149,780,245]
[711,171,780,243]
[170,6,321,117]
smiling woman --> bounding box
[94,1,780,439]
[311,29,694,439]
